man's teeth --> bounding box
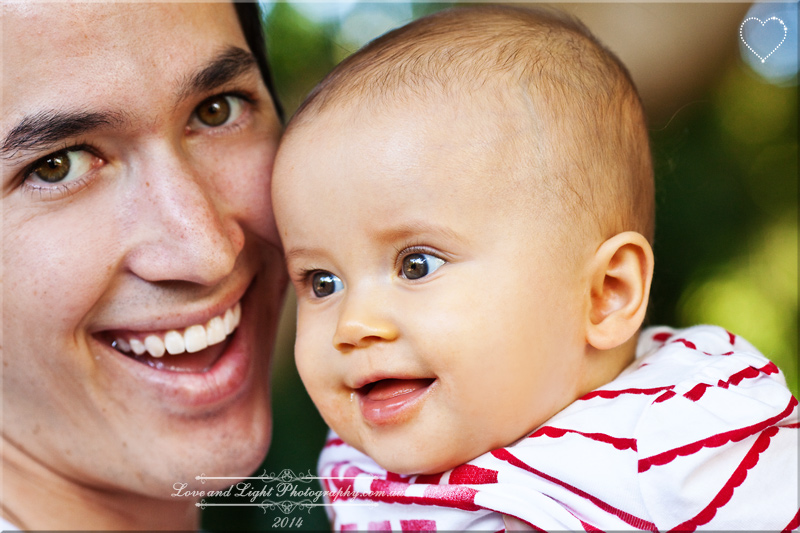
[164,330,185,354]
[144,335,166,358]
[184,325,208,353]
[130,338,146,356]
[113,302,241,358]
[115,337,132,353]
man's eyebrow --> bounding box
[1,110,127,160]
[177,46,258,102]
[1,47,257,161]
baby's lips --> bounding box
[357,377,436,426]
[359,378,436,401]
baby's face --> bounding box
[274,95,591,475]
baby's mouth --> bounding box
[101,302,241,373]
[357,378,436,401]
[356,378,436,425]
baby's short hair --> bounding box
[290,5,654,244]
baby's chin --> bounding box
[359,439,488,477]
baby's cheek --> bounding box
[293,341,322,392]
[294,333,339,408]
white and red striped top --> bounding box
[318,325,799,531]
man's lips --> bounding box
[97,300,243,373]
[88,274,268,409]
[357,378,436,425]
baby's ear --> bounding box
[585,232,654,350]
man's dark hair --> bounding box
[235,2,283,122]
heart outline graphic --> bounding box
[739,16,788,63]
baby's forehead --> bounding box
[290,72,549,151]
[289,81,546,176]
[282,86,567,229]
[278,91,566,237]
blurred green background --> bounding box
[204,2,797,530]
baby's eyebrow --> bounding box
[284,246,324,265]
[373,222,466,245]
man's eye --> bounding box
[401,253,445,280]
[312,271,343,298]
[191,95,245,128]
[28,148,100,184]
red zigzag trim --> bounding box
[529,425,637,451]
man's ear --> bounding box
[586,231,654,351]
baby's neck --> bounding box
[578,332,639,398]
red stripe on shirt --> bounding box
[722,362,778,388]
[364,478,482,511]
[580,386,674,401]
[529,425,637,451]
[420,485,482,511]
[387,471,413,482]
[652,331,673,343]
[683,383,710,402]
[325,437,346,447]
[672,338,697,350]
[401,520,436,531]
[327,465,483,511]
[668,425,779,531]
[491,448,657,531]
[414,472,444,485]
[683,362,778,402]
[654,390,676,403]
[639,396,798,473]
[449,464,499,484]
[718,366,759,389]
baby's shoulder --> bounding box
[617,325,794,457]
[597,325,798,529]
[547,325,793,441]
[627,325,794,432]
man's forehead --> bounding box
[3,3,245,124]
[6,3,223,53]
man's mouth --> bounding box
[102,301,241,373]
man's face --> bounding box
[274,96,590,475]
[2,3,285,494]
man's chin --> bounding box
[105,403,273,499]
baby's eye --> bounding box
[27,148,101,185]
[312,271,343,298]
[190,94,246,129]
[401,253,445,280]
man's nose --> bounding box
[121,146,244,286]
[332,286,399,352]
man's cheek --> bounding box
[206,134,281,245]
[7,218,115,328]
